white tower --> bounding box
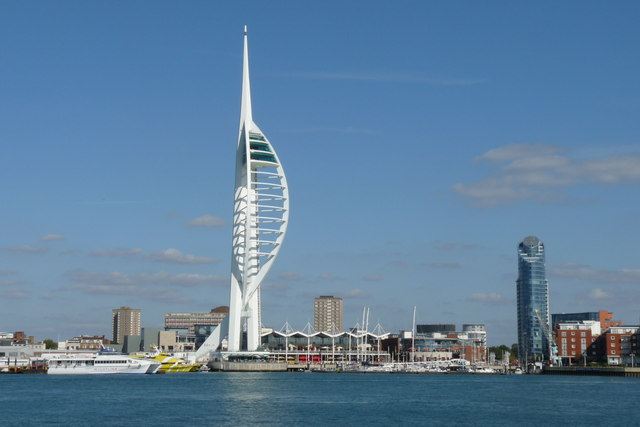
[227,26,290,352]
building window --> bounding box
[611,336,616,340]
[611,343,616,347]
[571,332,576,336]
[581,332,586,337]
[561,332,566,336]
[612,350,616,354]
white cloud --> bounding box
[467,293,509,305]
[2,245,50,254]
[0,289,29,299]
[362,274,382,282]
[434,242,479,251]
[477,143,558,162]
[339,289,370,299]
[427,262,462,269]
[435,242,456,250]
[278,272,304,281]
[263,282,290,291]
[587,288,611,300]
[286,127,377,135]
[185,214,225,228]
[150,248,218,265]
[40,234,66,242]
[551,263,640,284]
[452,143,640,207]
[318,273,342,281]
[62,270,227,302]
[290,71,485,85]
[66,270,225,288]
[90,248,143,258]
[0,280,26,287]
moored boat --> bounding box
[130,347,200,373]
[46,352,160,375]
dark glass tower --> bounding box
[516,236,550,362]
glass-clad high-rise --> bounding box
[516,236,550,362]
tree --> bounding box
[43,339,58,350]
[488,345,510,361]
[510,343,518,359]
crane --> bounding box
[534,309,559,366]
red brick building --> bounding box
[598,326,640,365]
[556,322,600,362]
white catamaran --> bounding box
[46,352,160,375]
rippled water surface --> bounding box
[2,372,637,426]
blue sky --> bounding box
[1,1,639,345]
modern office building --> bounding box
[164,306,229,334]
[196,27,290,357]
[398,324,488,363]
[112,306,141,344]
[552,310,622,332]
[416,324,456,334]
[462,324,488,349]
[314,296,343,333]
[516,236,550,362]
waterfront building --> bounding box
[195,27,289,357]
[122,335,141,354]
[112,306,141,344]
[141,328,162,352]
[598,326,640,365]
[58,335,108,351]
[0,331,34,346]
[314,296,343,333]
[556,321,600,363]
[516,236,550,362]
[260,328,390,363]
[403,324,487,363]
[552,310,622,332]
[416,324,456,334]
[462,324,487,349]
[164,306,229,334]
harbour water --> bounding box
[2,373,637,426]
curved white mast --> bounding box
[227,26,290,352]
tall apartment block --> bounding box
[112,306,141,344]
[314,296,343,333]
[516,236,550,362]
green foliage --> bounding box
[488,344,519,362]
[43,339,58,350]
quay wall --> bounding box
[210,361,287,372]
[543,366,640,377]
[209,361,339,372]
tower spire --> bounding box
[240,25,252,128]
